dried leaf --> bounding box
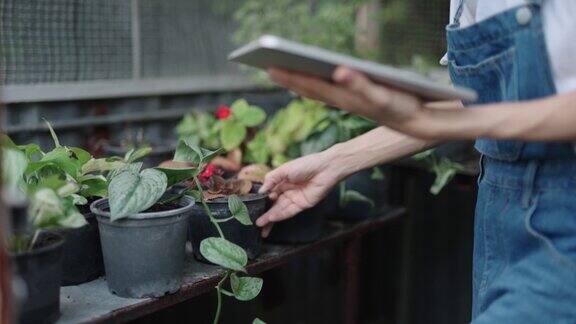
[158,160,196,169]
[203,191,226,201]
[228,148,243,166]
[207,175,226,194]
[223,179,252,195]
[211,156,241,172]
[238,164,271,183]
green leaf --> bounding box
[2,135,43,161]
[108,168,168,221]
[29,188,88,229]
[253,318,266,324]
[300,123,339,156]
[430,158,463,195]
[231,99,267,127]
[44,119,61,148]
[57,208,88,228]
[70,194,88,205]
[245,132,270,165]
[370,167,385,181]
[199,237,247,272]
[81,158,126,174]
[107,162,143,181]
[173,139,222,164]
[339,182,375,209]
[32,147,82,178]
[230,273,263,301]
[220,120,247,151]
[80,177,109,198]
[124,146,152,163]
[228,195,252,225]
[70,147,92,165]
[155,166,199,187]
[412,149,434,161]
[56,181,80,197]
[18,143,43,161]
[2,148,28,190]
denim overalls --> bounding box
[447,0,576,322]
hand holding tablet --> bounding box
[228,35,477,102]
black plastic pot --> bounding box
[11,232,64,324]
[330,167,389,221]
[103,143,175,168]
[91,196,194,298]
[55,207,104,286]
[189,191,268,261]
[265,190,337,244]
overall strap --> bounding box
[452,0,544,26]
[452,0,466,26]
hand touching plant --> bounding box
[256,149,346,237]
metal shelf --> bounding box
[58,207,405,324]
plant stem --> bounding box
[28,229,41,252]
[193,177,225,238]
[213,272,229,324]
[214,216,234,223]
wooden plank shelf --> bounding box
[58,207,405,324]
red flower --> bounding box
[199,164,216,181]
[215,105,231,120]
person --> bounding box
[255,0,576,322]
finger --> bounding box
[267,195,305,222]
[269,69,368,110]
[256,195,302,227]
[333,66,391,107]
[261,224,274,238]
[259,167,288,193]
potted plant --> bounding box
[3,122,130,286]
[94,140,265,322]
[165,141,265,324]
[3,144,88,324]
[186,168,268,260]
[90,159,195,298]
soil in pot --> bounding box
[103,143,175,168]
[265,189,338,244]
[55,203,104,286]
[188,190,268,262]
[330,168,390,221]
[11,232,64,324]
[91,196,194,298]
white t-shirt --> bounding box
[442,0,576,94]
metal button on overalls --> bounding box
[516,7,533,25]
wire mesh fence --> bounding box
[0,0,133,84]
[0,0,240,86]
[0,0,449,87]
[139,0,239,78]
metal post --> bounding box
[131,0,142,80]
[343,237,362,324]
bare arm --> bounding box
[404,91,576,141]
[256,124,438,236]
[324,126,438,181]
[269,67,576,142]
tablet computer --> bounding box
[228,35,477,102]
